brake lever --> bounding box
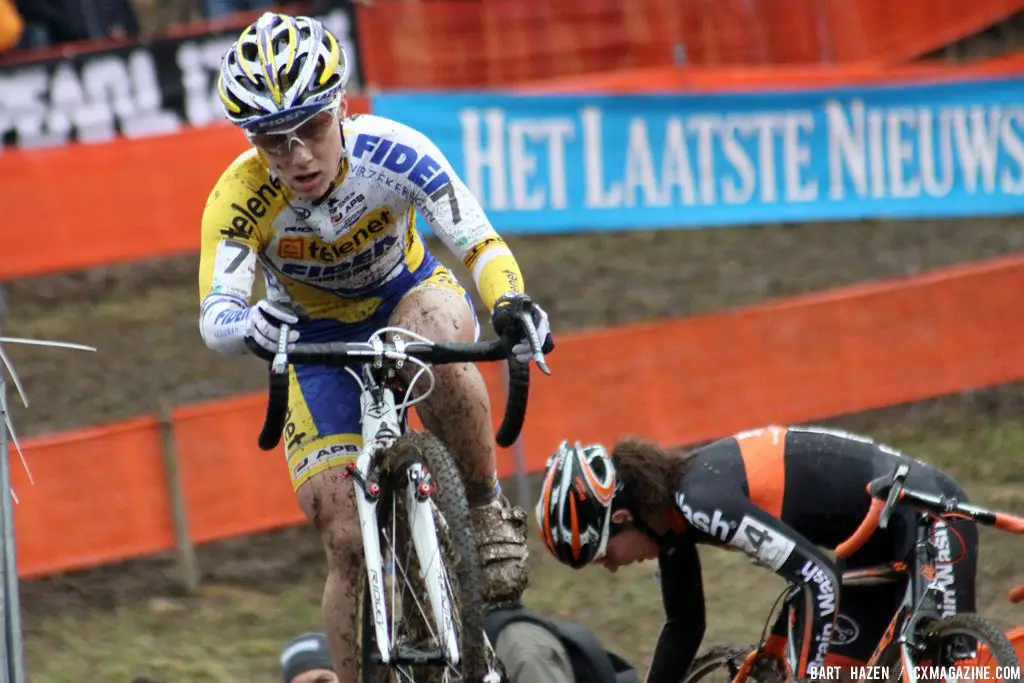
[518,311,551,376]
[879,464,910,530]
[271,322,291,375]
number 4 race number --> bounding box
[729,516,796,570]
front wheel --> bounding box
[362,431,500,683]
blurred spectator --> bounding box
[14,0,139,50]
[280,632,337,683]
[487,601,641,683]
[204,0,277,20]
[0,0,23,52]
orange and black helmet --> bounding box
[535,440,619,568]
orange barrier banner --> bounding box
[514,254,1024,474]
[172,396,305,542]
[1009,626,1024,663]
[167,363,507,545]
[8,254,1024,578]
[10,417,170,579]
[0,95,369,281]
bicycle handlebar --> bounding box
[837,464,1024,559]
[245,310,542,452]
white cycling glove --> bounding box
[200,298,300,356]
[246,300,300,354]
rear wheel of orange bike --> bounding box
[681,644,786,683]
[898,613,1021,683]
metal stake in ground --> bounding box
[0,280,23,683]
[0,369,23,683]
[0,322,97,683]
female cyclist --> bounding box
[200,11,551,679]
[535,425,978,682]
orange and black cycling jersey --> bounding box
[645,425,976,683]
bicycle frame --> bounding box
[734,463,1024,683]
[734,520,955,683]
[247,309,547,678]
[347,361,460,668]
[847,512,948,683]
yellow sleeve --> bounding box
[198,152,281,304]
[462,235,526,311]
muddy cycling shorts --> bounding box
[283,255,479,491]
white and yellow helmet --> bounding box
[217,12,349,134]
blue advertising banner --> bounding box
[370,78,1024,233]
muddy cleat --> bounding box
[469,496,530,605]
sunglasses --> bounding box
[248,109,338,156]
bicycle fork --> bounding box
[350,440,391,664]
[406,461,460,665]
[349,386,460,667]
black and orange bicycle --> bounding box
[684,464,1024,683]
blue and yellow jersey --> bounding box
[198,113,525,348]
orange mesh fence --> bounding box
[355,0,682,89]
[522,56,1024,93]
[2,0,1018,91]
[172,396,305,542]
[9,254,1024,578]
[353,0,1024,89]
[10,417,170,579]
[826,0,1024,65]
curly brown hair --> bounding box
[610,436,695,523]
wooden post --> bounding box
[158,401,200,594]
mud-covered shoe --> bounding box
[469,496,530,606]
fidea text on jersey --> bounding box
[352,133,452,196]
